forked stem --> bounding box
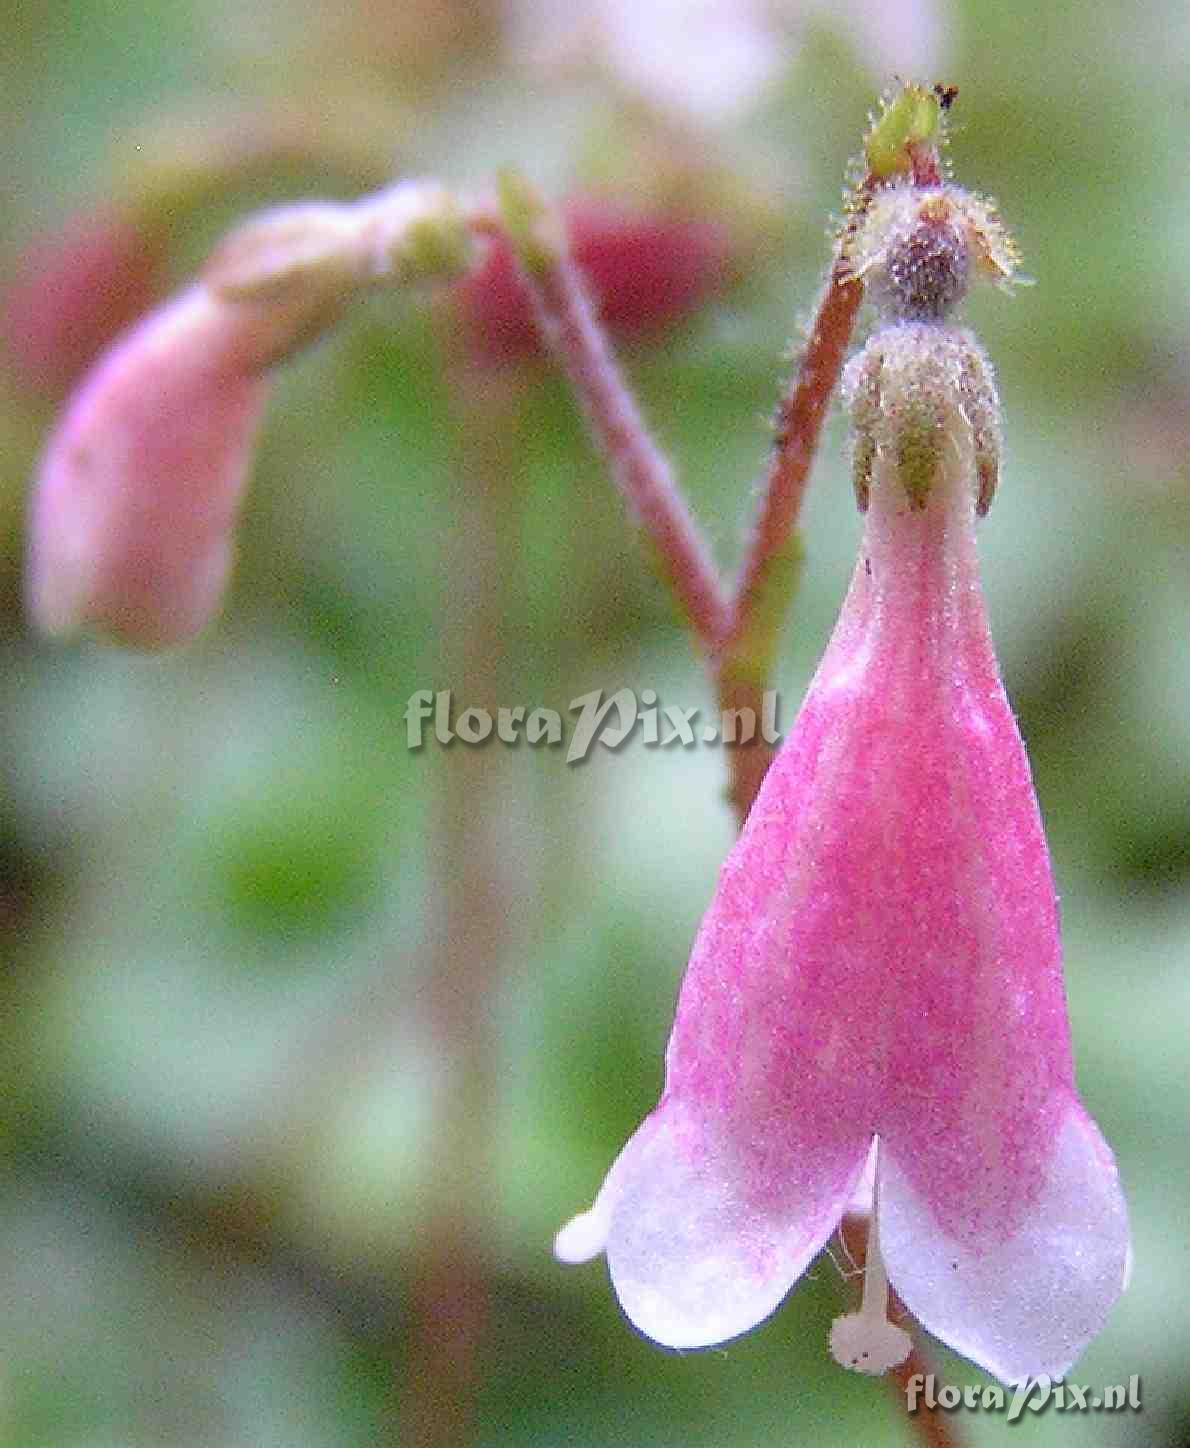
[497,84,954,823]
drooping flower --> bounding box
[26,182,472,649]
[25,284,293,648]
[556,182,1129,1386]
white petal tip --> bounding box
[554,1207,608,1264]
[829,1312,913,1375]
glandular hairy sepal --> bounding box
[896,399,946,510]
[843,325,1002,514]
[958,341,1002,515]
[852,428,877,514]
[844,343,883,513]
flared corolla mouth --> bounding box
[557,1093,1128,1386]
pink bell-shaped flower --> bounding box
[556,185,1129,1386]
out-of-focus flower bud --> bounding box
[26,285,318,648]
[27,180,477,649]
[454,197,732,364]
[3,207,166,397]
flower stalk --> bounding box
[496,84,957,823]
[490,171,731,651]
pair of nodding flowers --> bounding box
[555,180,1130,1386]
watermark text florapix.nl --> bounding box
[906,1373,1141,1422]
[403,689,782,763]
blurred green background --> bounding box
[1,1,1187,1444]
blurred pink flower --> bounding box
[3,206,166,397]
[25,180,473,648]
[556,328,1129,1383]
[455,198,732,364]
[26,284,311,647]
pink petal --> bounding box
[880,1102,1129,1384]
[26,286,283,647]
[829,436,1128,1380]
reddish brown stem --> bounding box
[728,269,863,649]
[717,257,866,822]
[510,244,731,652]
[716,669,784,826]
[889,1342,969,1448]
[504,214,867,825]
[494,103,949,826]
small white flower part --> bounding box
[554,1203,612,1265]
[830,1140,912,1376]
[830,1311,913,1376]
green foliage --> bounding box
[0,6,1186,1446]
